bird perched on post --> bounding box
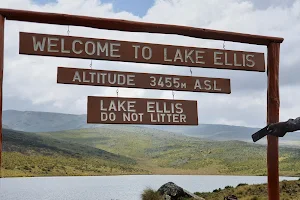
[267,117,300,137]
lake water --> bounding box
[0,175,298,200]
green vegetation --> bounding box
[141,188,193,200]
[3,125,300,177]
[141,188,163,200]
[2,128,148,177]
[2,152,147,177]
[38,126,300,176]
[195,179,300,200]
[141,180,300,200]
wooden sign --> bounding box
[19,32,265,72]
[87,96,198,125]
[57,67,231,94]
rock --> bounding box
[183,189,205,200]
[165,194,171,200]
[224,195,238,200]
[158,182,186,199]
[157,182,204,200]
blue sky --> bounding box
[33,0,154,16]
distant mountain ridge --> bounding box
[3,109,102,132]
[3,109,300,146]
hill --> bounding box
[2,128,146,177]
[2,110,101,132]
[38,126,300,176]
[3,109,300,147]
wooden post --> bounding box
[267,42,280,200]
[0,15,4,178]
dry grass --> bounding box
[141,188,163,200]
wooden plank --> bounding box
[0,8,283,45]
[20,32,266,72]
[57,67,231,94]
[87,96,198,125]
[0,15,4,178]
[267,42,280,200]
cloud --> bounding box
[1,0,300,128]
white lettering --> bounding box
[101,112,108,121]
[175,103,183,114]
[127,101,136,112]
[83,71,90,83]
[97,42,108,56]
[85,41,96,55]
[164,48,172,62]
[173,114,179,123]
[118,100,126,111]
[194,79,202,90]
[174,49,183,62]
[72,40,83,54]
[214,80,221,91]
[204,80,212,90]
[142,46,152,60]
[61,39,70,54]
[214,52,223,65]
[110,43,121,58]
[246,54,255,67]
[185,49,194,63]
[147,101,155,113]
[224,52,232,66]
[32,36,46,51]
[234,53,242,66]
[100,100,107,111]
[132,45,140,59]
[195,50,205,64]
[72,71,81,82]
[90,72,96,83]
[180,114,186,122]
[48,37,59,53]
[117,74,126,85]
[127,75,135,86]
[108,101,117,111]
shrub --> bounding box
[213,188,222,192]
[237,183,248,187]
[141,188,163,200]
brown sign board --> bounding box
[87,96,198,125]
[19,32,265,72]
[57,67,231,94]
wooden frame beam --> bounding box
[0,8,283,45]
[0,15,4,178]
[267,43,280,200]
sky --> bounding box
[0,0,300,128]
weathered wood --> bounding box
[0,8,283,45]
[267,42,280,200]
[19,32,266,72]
[0,15,4,178]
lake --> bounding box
[0,175,298,200]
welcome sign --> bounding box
[19,32,265,72]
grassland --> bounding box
[141,179,300,200]
[195,179,300,200]
[2,128,148,177]
[36,125,300,177]
[2,125,300,177]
